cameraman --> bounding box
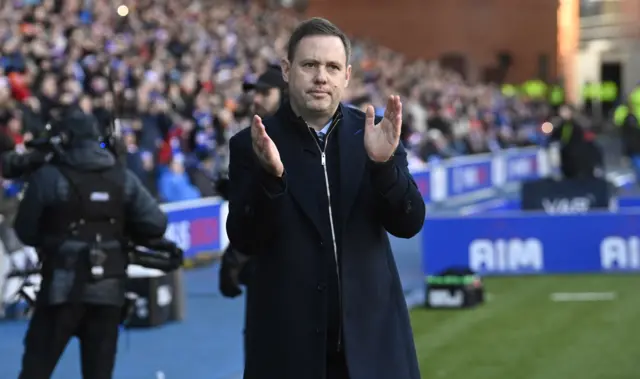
[13,106,168,379]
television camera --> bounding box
[0,103,125,179]
[0,125,67,179]
[6,238,184,310]
[127,238,184,272]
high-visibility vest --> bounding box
[600,81,618,102]
[549,85,565,105]
[523,80,547,99]
[582,82,600,100]
[614,105,629,127]
[560,122,573,144]
[501,84,518,97]
[613,104,640,127]
[630,87,640,111]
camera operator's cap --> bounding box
[243,66,286,92]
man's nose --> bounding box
[313,67,328,83]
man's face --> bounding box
[252,87,281,117]
[170,159,184,174]
[80,96,92,114]
[41,76,57,96]
[282,35,351,116]
[559,106,572,120]
[8,117,21,134]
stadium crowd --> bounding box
[0,0,554,205]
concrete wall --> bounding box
[577,0,640,103]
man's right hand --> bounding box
[219,245,250,298]
[250,115,284,177]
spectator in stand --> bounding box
[5,115,25,148]
[123,126,147,180]
[242,65,288,118]
[427,105,454,141]
[158,154,201,202]
[420,129,457,162]
[0,0,570,211]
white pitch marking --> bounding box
[549,292,617,302]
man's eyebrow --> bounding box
[299,59,343,68]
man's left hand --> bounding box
[364,95,402,163]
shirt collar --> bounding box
[317,119,332,135]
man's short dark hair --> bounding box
[287,17,351,65]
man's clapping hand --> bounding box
[251,115,284,177]
[364,95,403,163]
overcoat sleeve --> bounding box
[225,132,288,254]
[370,141,426,238]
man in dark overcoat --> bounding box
[226,17,425,379]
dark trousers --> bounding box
[326,350,350,379]
[18,303,121,379]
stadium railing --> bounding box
[421,142,640,277]
[160,145,561,268]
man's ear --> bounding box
[345,64,352,88]
[281,59,290,83]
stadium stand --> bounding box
[1,0,554,202]
[0,1,594,378]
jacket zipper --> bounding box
[307,117,343,352]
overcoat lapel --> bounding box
[338,108,367,229]
[268,108,325,237]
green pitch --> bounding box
[410,275,640,379]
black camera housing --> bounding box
[0,150,50,179]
